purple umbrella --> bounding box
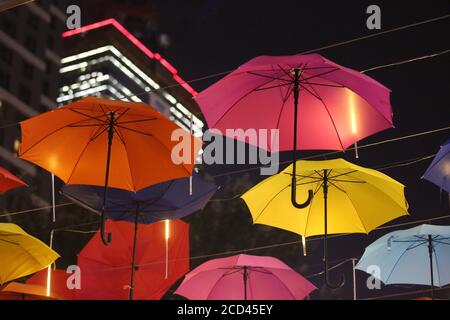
[423,138,450,194]
[174,254,316,300]
[61,173,217,299]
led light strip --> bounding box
[61,48,204,132]
[61,18,197,95]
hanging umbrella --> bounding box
[27,268,78,300]
[195,54,393,209]
[18,96,202,245]
[356,224,450,300]
[423,138,450,193]
[0,166,27,193]
[0,282,60,300]
[61,173,217,299]
[241,158,408,287]
[0,223,59,285]
[174,254,316,300]
[77,219,189,300]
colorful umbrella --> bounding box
[423,138,450,193]
[0,282,59,300]
[19,96,201,245]
[0,223,59,284]
[195,54,393,208]
[356,224,450,300]
[62,173,216,299]
[241,158,408,287]
[0,166,27,193]
[77,219,189,300]
[174,254,316,300]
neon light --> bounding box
[62,18,197,95]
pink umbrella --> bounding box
[195,53,393,209]
[174,254,316,300]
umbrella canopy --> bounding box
[19,96,201,191]
[0,282,59,300]
[61,173,217,224]
[62,174,216,299]
[195,54,393,151]
[423,138,450,193]
[175,254,316,300]
[0,166,27,193]
[0,223,59,285]
[19,96,202,244]
[242,158,408,287]
[195,53,393,209]
[27,269,77,300]
[77,219,189,300]
[356,224,450,299]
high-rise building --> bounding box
[0,0,68,210]
[58,18,204,138]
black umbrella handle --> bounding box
[290,68,314,209]
[100,111,115,246]
[291,181,314,208]
[100,209,112,245]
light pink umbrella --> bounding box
[174,254,316,300]
[195,54,393,209]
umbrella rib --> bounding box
[342,189,369,233]
[0,238,19,245]
[253,184,292,223]
[19,117,103,156]
[385,241,417,284]
[246,71,292,82]
[66,129,98,184]
[115,124,153,137]
[328,180,347,193]
[300,77,345,150]
[253,82,292,92]
[271,82,293,147]
[303,181,323,236]
[212,73,291,127]
[328,170,360,180]
[68,108,108,124]
[299,68,340,82]
[299,81,345,88]
[116,118,157,125]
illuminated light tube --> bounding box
[61,18,198,95]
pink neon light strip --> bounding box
[62,19,197,96]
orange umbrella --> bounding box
[0,282,60,300]
[19,96,201,244]
[0,166,27,193]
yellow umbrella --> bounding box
[0,223,59,285]
[242,158,408,287]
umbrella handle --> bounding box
[100,209,112,245]
[291,181,314,208]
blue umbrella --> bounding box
[423,138,450,194]
[356,224,450,299]
[61,173,218,299]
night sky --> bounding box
[6,0,449,300]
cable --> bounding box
[55,213,450,271]
[0,203,73,218]
[361,49,450,73]
[298,14,450,54]
[210,126,450,178]
[0,48,446,126]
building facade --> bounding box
[0,0,68,213]
[58,18,204,138]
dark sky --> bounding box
[34,0,450,300]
